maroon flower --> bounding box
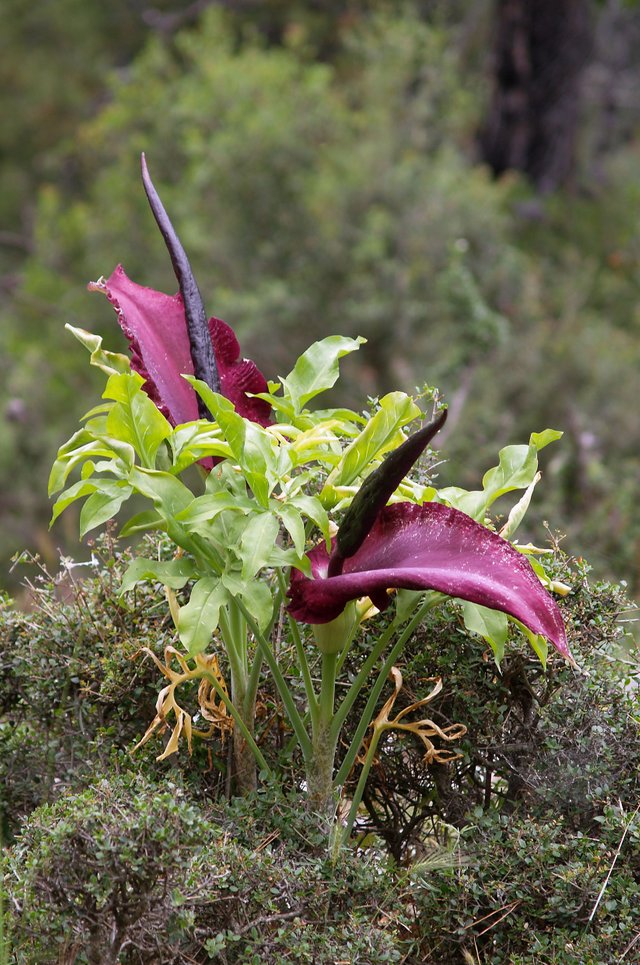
[288,501,570,659]
[90,266,271,427]
[289,414,570,660]
[89,154,271,428]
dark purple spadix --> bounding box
[329,408,447,576]
[141,153,220,416]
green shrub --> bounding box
[340,551,640,963]
[411,803,640,964]
[342,551,639,856]
[4,773,208,964]
[5,779,406,964]
[0,532,224,841]
[2,538,638,963]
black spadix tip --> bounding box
[330,407,448,575]
[140,154,220,409]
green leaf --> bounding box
[461,602,509,665]
[529,428,563,450]
[221,571,274,633]
[513,619,549,669]
[118,510,165,536]
[176,492,254,529]
[188,384,280,506]
[395,589,425,624]
[128,467,194,519]
[499,472,541,540]
[50,479,98,525]
[79,481,133,536]
[439,443,540,520]
[194,507,248,555]
[102,368,145,401]
[104,372,172,469]
[168,422,231,473]
[239,513,281,580]
[288,493,331,548]
[178,578,229,656]
[49,430,135,495]
[274,503,306,557]
[81,402,114,421]
[251,390,295,422]
[66,324,131,375]
[120,556,198,594]
[266,544,308,570]
[287,424,342,468]
[325,391,421,490]
[480,444,539,504]
[279,336,365,412]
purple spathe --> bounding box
[288,501,570,659]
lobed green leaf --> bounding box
[120,556,198,595]
[104,371,172,469]
[239,513,281,580]
[128,467,195,519]
[65,323,131,376]
[178,578,229,656]
[278,336,365,413]
[79,481,133,536]
[189,382,282,507]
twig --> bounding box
[587,802,640,926]
[468,899,522,937]
[619,929,640,961]
[235,907,302,936]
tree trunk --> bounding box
[479,0,592,193]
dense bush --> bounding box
[342,552,639,860]
[412,801,640,964]
[339,554,640,963]
[0,532,226,842]
[5,778,406,964]
[2,536,638,963]
[5,774,207,964]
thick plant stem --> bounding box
[220,603,258,795]
[307,720,338,826]
[232,684,258,795]
[307,651,339,827]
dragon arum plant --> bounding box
[49,156,572,837]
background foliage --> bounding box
[1,0,640,598]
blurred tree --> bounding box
[480,0,593,191]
